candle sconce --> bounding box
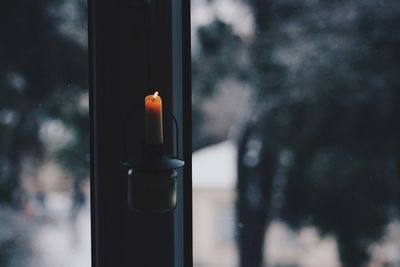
[121,111,184,213]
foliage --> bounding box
[236,0,400,266]
[192,19,251,150]
[0,0,88,205]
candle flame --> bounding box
[153,91,159,100]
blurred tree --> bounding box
[237,0,400,266]
[0,0,88,207]
[192,18,251,150]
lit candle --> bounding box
[145,91,163,144]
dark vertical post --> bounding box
[181,0,193,266]
[171,0,184,264]
[89,0,189,266]
[171,0,192,266]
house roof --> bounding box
[192,141,237,189]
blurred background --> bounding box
[191,0,400,267]
[0,0,90,266]
[1,0,400,267]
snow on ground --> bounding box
[31,192,91,267]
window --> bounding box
[3,1,192,266]
[192,0,400,267]
[0,0,90,266]
[6,1,399,267]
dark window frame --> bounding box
[88,0,192,266]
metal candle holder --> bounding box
[121,112,184,213]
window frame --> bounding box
[88,0,192,266]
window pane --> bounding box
[192,0,400,266]
[0,0,90,266]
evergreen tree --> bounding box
[237,0,400,266]
[0,0,88,206]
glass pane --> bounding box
[0,0,90,266]
[192,0,400,266]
